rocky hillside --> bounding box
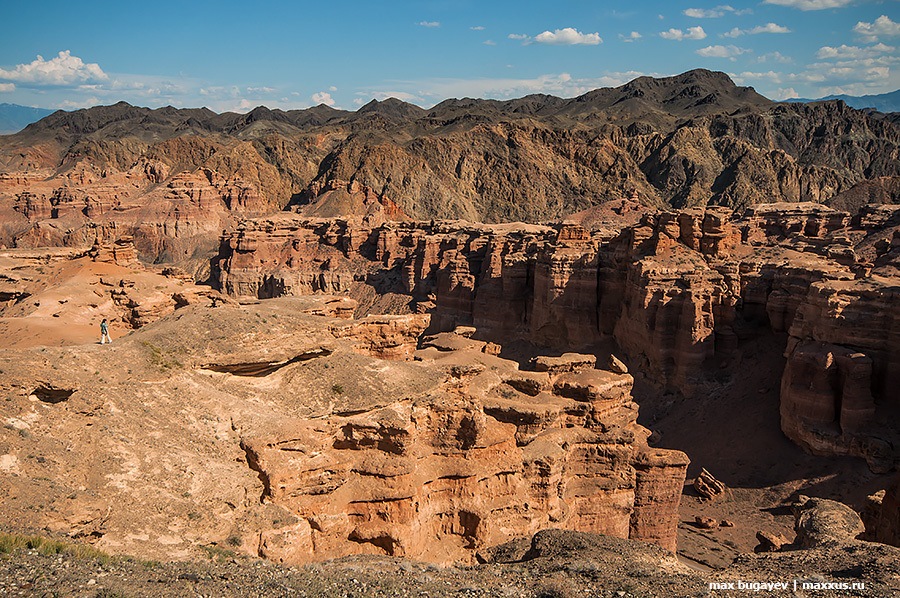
[0,70,898,262]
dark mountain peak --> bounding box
[618,70,736,98]
[245,106,278,120]
[357,97,426,120]
[676,68,736,86]
[786,89,900,114]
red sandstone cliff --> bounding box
[214,203,900,471]
[241,333,689,563]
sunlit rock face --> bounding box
[241,334,689,564]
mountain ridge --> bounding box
[0,69,897,243]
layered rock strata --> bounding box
[216,203,900,470]
[241,333,689,564]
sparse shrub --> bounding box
[141,341,182,371]
[201,544,236,561]
[331,384,344,394]
[226,535,242,547]
[0,532,110,563]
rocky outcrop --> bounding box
[241,330,689,564]
[862,477,900,547]
[792,496,866,548]
[780,278,900,472]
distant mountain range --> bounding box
[1,86,897,137]
[0,70,897,225]
[786,90,900,113]
[0,103,55,135]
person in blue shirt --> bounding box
[100,318,112,344]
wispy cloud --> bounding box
[660,26,707,41]
[683,5,752,18]
[757,51,793,63]
[619,31,642,43]
[533,28,602,45]
[355,71,648,106]
[761,0,853,10]
[0,50,107,86]
[733,43,900,97]
[696,45,751,60]
[774,87,799,100]
[723,23,791,37]
[483,40,496,46]
[470,26,485,31]
[0,83,14,92]
[508,33,529,40]
[853,16,900,43]
[418,21,440,28]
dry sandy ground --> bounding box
[0,248,204,349]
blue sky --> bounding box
[0,0,897,112]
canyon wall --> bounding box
[216,204,900,471]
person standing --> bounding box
[100,318,112,344]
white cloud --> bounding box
[508,33,529,40]
[470,26,485,31]
[683,5,752,18]
[816,43,895,60]
[736,42,900,98]
[329,86,337,92]
[696,45,751,60]
[723,23,791,37]
[774,87,799,99]
[660,26,707,41]
[762,0,853,10]
[853,16,900,42]
[312,91,335,106]
[247,86,276,94]
[758,51,793,63]
[0,50,108,86]
[731,70,785,85]
[0,83,15,92]
[418,21,440,28]
[619,31,642,42]
[533,28,602,45]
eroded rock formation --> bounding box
[242,332,688,564]
[215,202,900,471]
[0,295,687,565]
